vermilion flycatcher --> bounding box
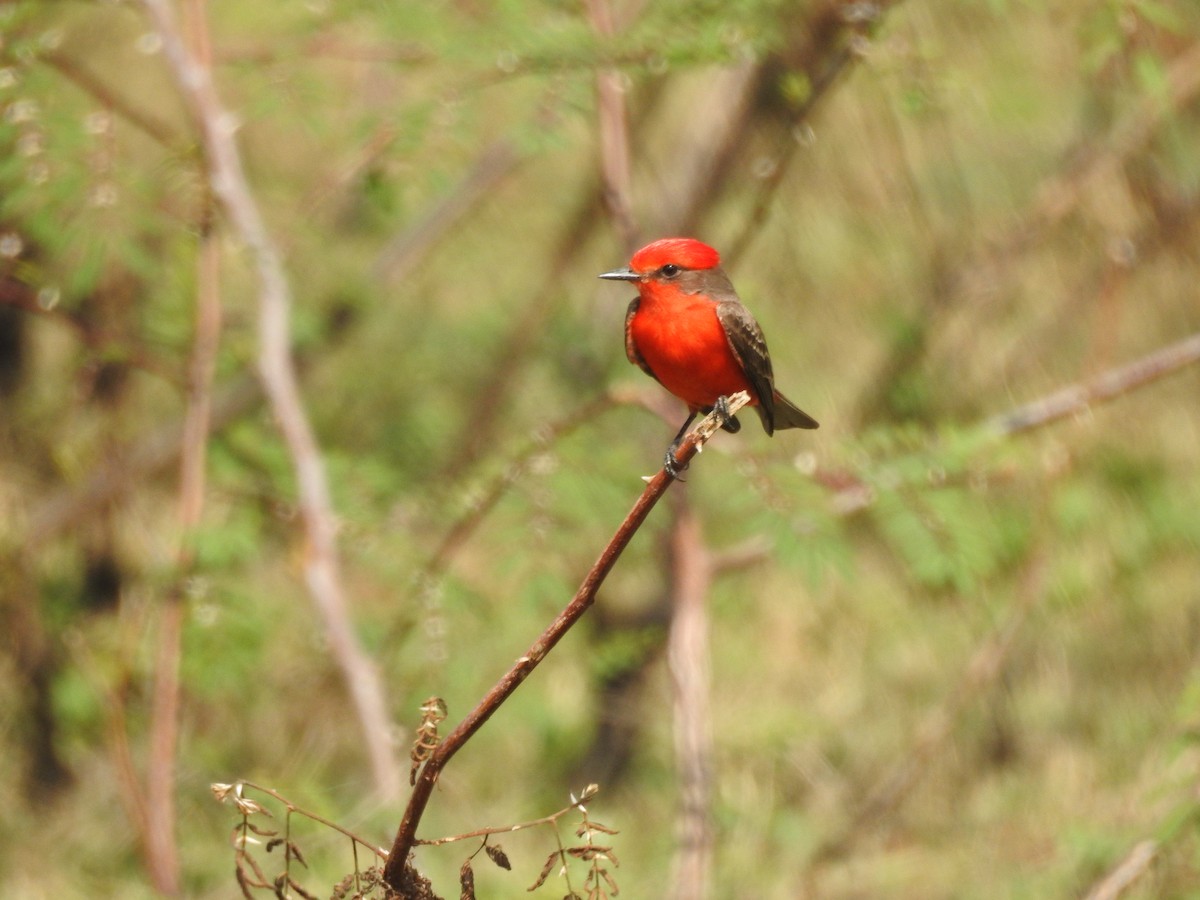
[600,237,818,475]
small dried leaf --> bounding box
[234,796,267,816]
[460,859,476,900]
[266,838,285,853]
[332,873,355,899]
[585,820,619,836]
[420,696,448,719]
[288,876,318,900]
[273,872,289,899]
[288,840,309,869]
[599,866,619,893]
[239,851,270,887]
[528,851,559,891]
[235,865,256,900]
[485,843,512,871]
[567,845,612,860]
[247,822,279,837]
[212,782,235,802]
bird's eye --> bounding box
[661,264,681,278]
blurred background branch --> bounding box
[138,0,400,800]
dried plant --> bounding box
[212,781,391,899]
[413,784,618,900]
[410,697,448,787]
[214,778,619,900]
[526,785,620,900]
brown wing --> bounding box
[625,296,662,384]
[715,299,778,434]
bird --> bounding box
[599,237,817,475]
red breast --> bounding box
[627,274,756,411]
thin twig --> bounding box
[383,393,751,890]
[143,6,220,894]
[138,0,400,799]
[416,788,598,848]
[68,634,152,863]
[215,780,390,860]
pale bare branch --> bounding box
[986,331,1200,436]
[666,499,715,900]
[138,0,400,800]
[1083,839,1159,900]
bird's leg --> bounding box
[713,395,741,433]
[664,412,698,478]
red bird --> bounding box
[600,237,818,475]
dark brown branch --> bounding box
[382,393,751,891]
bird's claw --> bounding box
[664,446,688,480]
[713,395,740,433]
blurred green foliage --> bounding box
[1,0,1199,898]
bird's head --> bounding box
[598,238,721,285]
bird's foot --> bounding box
[664,444,689,480]
[714,395,741,433]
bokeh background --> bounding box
[2,1,1200,897]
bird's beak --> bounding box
[598,266,642,282]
